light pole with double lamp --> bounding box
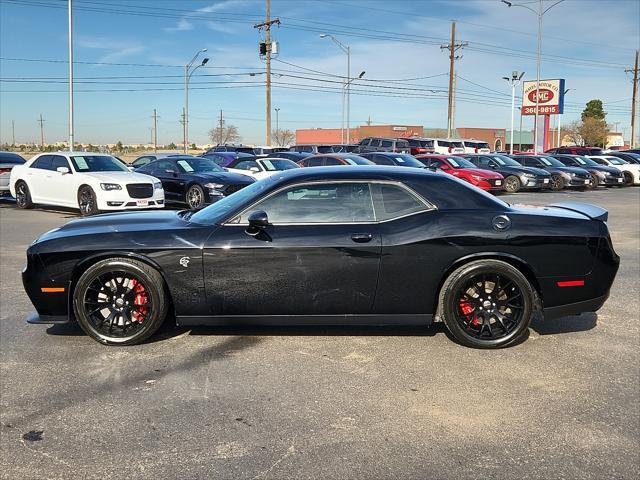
[503,71,525,154]
[184,49,209,153]
[274,107,280,145]
[501,0,565,154]
[321,34,359,144]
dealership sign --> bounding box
[521,79,565,115]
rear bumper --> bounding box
[543,292,609,320]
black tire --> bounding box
[78,186,99,216]
[185,184,205,209]
[623,171,634,185]
[550,174,565,191]
[15,181,33,209]
[73,257,168,345]
[504,175,521,193]
[588,173,599,189]
[438,259,534,349]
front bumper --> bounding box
[26,311,70,324]
[96,189,165,210]
[521,177,551,189]
[475,178,505,191]
[565,176,592,188]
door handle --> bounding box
[351,233,373,243]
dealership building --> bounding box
[295,125,507,150]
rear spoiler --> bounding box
[548,201,608,221]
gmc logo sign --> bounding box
[528,88,554,104]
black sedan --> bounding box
[512,155,593,190]
[551,154,625,187]
[606,151,640,165]
[136,155,254,208]
[464,154,551,193]
[23,166,619,349]
[360,152,427,168]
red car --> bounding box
[415,154,505,192]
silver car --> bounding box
[0,151,26,195]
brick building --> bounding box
[296,125,424,144]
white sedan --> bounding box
[588,155,640,185]
[10,152,165,215]
[225,157,300,180]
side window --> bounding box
[302,146,314,153]
[235,160,259,170]
[154,160,176,172]
[50,155,71,172]
[30,155,53,170]
[558,148,570,154]
[381,140,393,148]
[476,156,492,166]
[432,159,445,168]
[133,156,153,167]
[324,157,342,166]
[371,183,429,221]
[359,138,370,146]
[370,139,382,148]
[241,183,375,224]
[370,155,394,166]
[307,157,324,167]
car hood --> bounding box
[494,165,549,177]
[82,171,158,183]
[190,171,255,184]
[540,166,589,175]
[586,165,622,174]
[452,168,502,179]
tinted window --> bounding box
[317,146,333,153]
[133,156,153,167]
[0,153,24,164]
[395,140,410,149]
[371,183,428,221]
[368,155,393,165]
[153,159,175,171]
[174,157,224,173]
[260,159,299,171]
[30,155,53,170]
[381,140,393,148]
[235,160,259,170]
[359,138,371,146]
[370,139,382,147]
[324,157,343,166]
[307,157,324,167]
[50,155,71,171]
[70,155,129,172]
[241,182,375,224]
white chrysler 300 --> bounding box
[10,152,164,215]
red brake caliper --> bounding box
[459,299,479,326]
[131,279,148,323]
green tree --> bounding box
[578,117,609,147]
[581,100,606,121]
[167,142,177,150]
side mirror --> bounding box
[439,165,451,171]
[127,166,134,172]
[249,166,260,173]
[165,169,177,176]
[489,163,497,169]
[246,210,269,236]
[56,166,70,174]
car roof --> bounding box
[265,165,436,183]
[314,152,366,158]
[362,151,411,156]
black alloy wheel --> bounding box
[73,257,168,345]
[186,184,206,209]
[15,181,33,209]
[550,174,565,191]
[504,175,521,193]
[439,259,534,348]
[623,171,634,185]
[78,186,99,216]
[589,173,599,189]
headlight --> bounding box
[471,175,485,181]
[570,172,577,177]
[100,183,122,191]
[523,173,535,178]
[153,182,162,190]
[204,183,225,190]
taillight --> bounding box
[0,168,11,174]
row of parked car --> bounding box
[2,145,639,215]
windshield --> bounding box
[446,157,476,168]
[343,155,373,165]
[605,157,626,165]
[491,155,523,167]
[70,155,129,172]
[388,154,424,167]
[176,158,224,173]
[465,141,489,149]
[440,140,464,148]
[190,177,274,224]
[572,156,598,166]
[538,156,565,167]
[259,159,299,171]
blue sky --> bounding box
[1,0,638,146]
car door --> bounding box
[202,181,381,316]
[149,159,183,201]
[48,155,76,206]
[25,155,53,203]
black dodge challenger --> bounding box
[23,166,619,348]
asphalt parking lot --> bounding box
[1,187,638,480]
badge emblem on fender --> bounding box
[179,256,190,268]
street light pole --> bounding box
[68,0,74,151]
[320,34,353,144]
[274,107,280,145]
[184,49,209,153]
[502,0,565,154]
[503,71,525,154]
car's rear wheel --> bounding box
[550,174,565,191]
[15,181,33,209]
[78,186,99,216]
[73,257,168,345]
[504,175,521,193]
[186,184,205,209]
[439,259,534,348]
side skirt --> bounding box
[176,314,433,327]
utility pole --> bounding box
[37,114,45,150]
[11,120,15,146]
[68,0,74,151]
[218,109,224,144]
[179,109,186,150]
[152,109,158,152]
[254,0,280,146]
[626,49,639,148]
[441,22,467,138]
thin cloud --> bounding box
[165,18,194,33]
[164,0,253,35]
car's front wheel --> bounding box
[550,174,565,191]
[588,173,599,189]
[623,171,634,185]
[186,184,206,209]
[504,175,521,193]
[15,181,34,209]
[73,257,168,345]
[78,186,99,216]
[438,259,534,348]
